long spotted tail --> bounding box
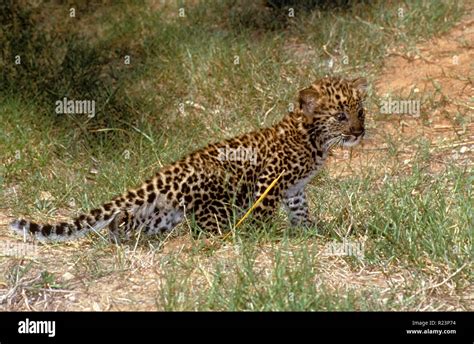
[9,203,122,242]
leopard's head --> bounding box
[298,77,368,149]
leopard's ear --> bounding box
[298,88,319,116]
[352,77,368,98]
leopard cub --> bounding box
[11,77,367,242]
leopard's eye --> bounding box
[336,112,348,121]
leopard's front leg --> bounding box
[283,188,314,227]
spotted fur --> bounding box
[10,77,368,242]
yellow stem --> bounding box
[235,170,286,228]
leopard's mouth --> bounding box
[341,132,364,147]
[324,131,365,150]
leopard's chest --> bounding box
[284,169,318,197]
[285,151,328,196]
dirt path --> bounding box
[328,13,473,176]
